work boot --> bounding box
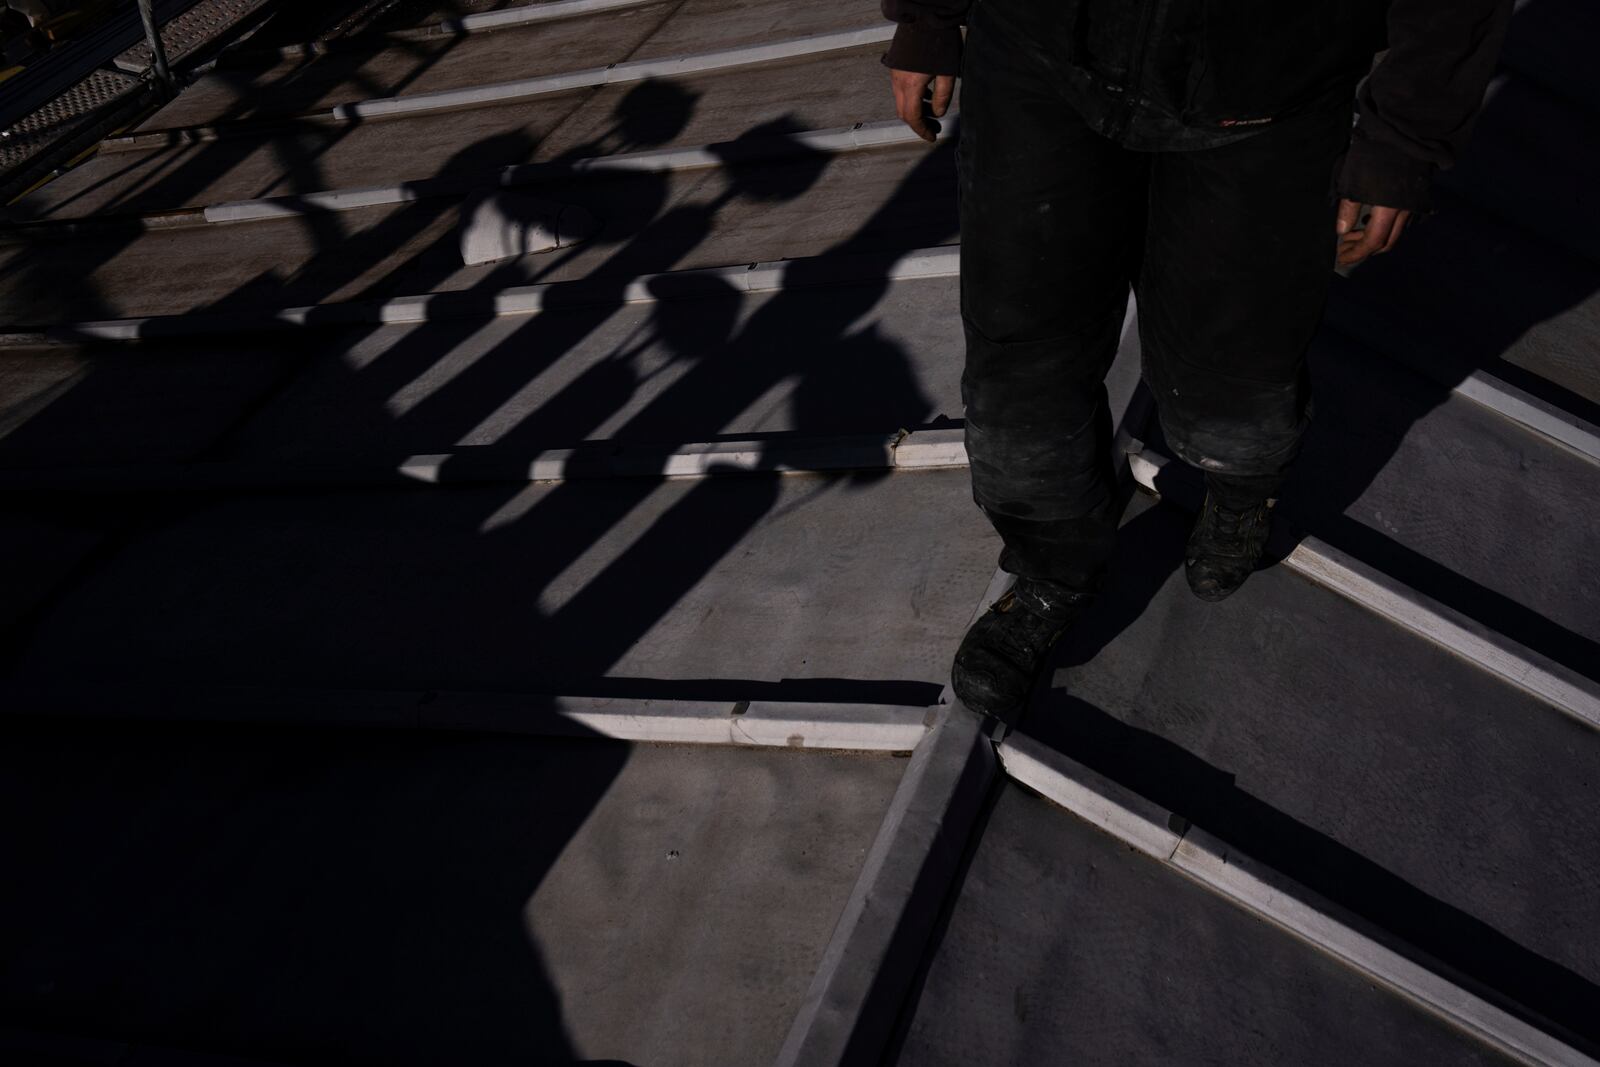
[951,578,1092,719]
[1185,490,1273,601]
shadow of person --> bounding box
[499,133,958,696]
[465,113,841,456]
[115,81,699,473]
[284,80,702,459]
[0,127,557,477]
[554,73,703,164]
[422,118,842,684]
[215,117,566,313]
[0,86,705,1067]
[0,74,964,1067]
[0,111,949,1062]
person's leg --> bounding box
[959,0,1149,593]
[1137,94,1355,598]
[952,0,1148,715]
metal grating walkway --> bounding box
[0,66,141,171]
[112,0,274,72]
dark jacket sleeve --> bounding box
[1337,0,1512,212]
[880,0,969,76]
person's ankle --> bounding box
[1205,470,1279,509]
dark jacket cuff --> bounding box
[882,23,963,76]
[1335,130,1436,213]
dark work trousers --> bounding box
[959,0,1356,593]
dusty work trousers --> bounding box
[958,0,1356,592]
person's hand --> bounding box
[891,69,955,143]
[1336,200,1411,268]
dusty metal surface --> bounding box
[1032,493,1600,1002]
[892,782,1517,1066]
[1,0,1596,1063]
[1293,331,1600,653]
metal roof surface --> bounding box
[0,0,1597,1064]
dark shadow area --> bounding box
[0,713,633,1066]
[0,673,946,714]
[0,27,964,1062]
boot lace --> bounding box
[1202,496,1268,556]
